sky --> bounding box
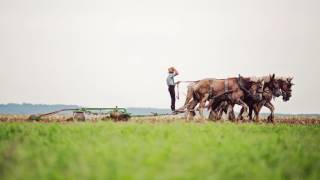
[0,0,319,113]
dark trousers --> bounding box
[168,85,176,111]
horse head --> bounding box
[267,74,282,97]
[278,77,294,101]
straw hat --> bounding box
[168,67,175,73]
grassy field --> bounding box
[0,121,319,180]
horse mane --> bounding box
[276,76,293,81]
[249,76,293,82]
[202,78,217,80]
[248,76,270,82]
[248,76,260,82]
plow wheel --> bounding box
[73,112,86,121]
[110,111,130,122]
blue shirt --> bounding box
[167,73,177,86]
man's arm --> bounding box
[174,68,179,76]
[174,68,179,85]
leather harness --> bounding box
[225,79,228,93]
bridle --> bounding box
[267,80,281,97]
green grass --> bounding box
[0,121,319,180]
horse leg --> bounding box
[227,104,236,122]
[186,100,198,121]
[237,99,249,122]
[253,104,260,123]
[254,100,266,122]
[180,89,193,111]
[216,102,227,120]
[209,110,218,121]
[219,102,229,120]
[217,110,223,120]
[198,101,206,121]
[209,102,222,121]
[198,94,209,120]
[217,105,225,120]
[265,102,275,123]
[239,107,244,121]
[206,99,214,111]
[178,87,195,112]
[210,100,222,120]
[248,106,253,122]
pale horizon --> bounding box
[1,0,319,114]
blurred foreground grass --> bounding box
[0,121,319,180]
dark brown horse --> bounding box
[241,74,282,122]
[208,76,267,121]
[210,74,283,122]
[234,76,293,123]
[251,77,293,123]
[187,75,264,121]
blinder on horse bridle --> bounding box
[268,76,282,97]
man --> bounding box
[167,67,179,111]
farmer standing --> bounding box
[167,67,179,112]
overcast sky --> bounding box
[0,0,319,113]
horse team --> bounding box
[177,74,293,123]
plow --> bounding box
[28,106,181,122]
[29,107,132,122]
